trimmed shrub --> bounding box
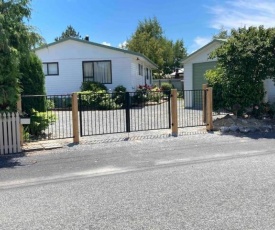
[28,109,57,136]
[113,85,127,107]
[161,82,173,96]
[79,90,121,110]
[80,81,107,92]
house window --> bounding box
[83,61,112,84]
[43,62,59,76]
[145,68,149,80]
[149,69,152,84]
[138,64,143,76]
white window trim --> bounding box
[43,62,59,76]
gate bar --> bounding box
[125,92,131,133]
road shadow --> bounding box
[209,131,275,140]
[0,153,25,169]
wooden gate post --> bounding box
[202,84,208,124]
[72,93,79,144]
[206,87,213,131]
[17,95,23,146]
[171,89,178,137]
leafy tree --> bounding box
[20,52,46,113]
[205,26,275,115]
[126,17,187,78]
[213,26,230,39]
[55,25,81,41]
[0,0,43,111]
[173,39,186,69]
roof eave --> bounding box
[183,39,226,64]
[34,37,158,68]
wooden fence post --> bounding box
[171,89,178,137]
[17,95,23,146]
[206,87,213,131]
[202,84,208,124]
[72,93,79,144]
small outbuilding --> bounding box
[183,39,275,106]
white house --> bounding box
[35,38,158,95]
[183,39,275,107]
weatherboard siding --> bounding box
[264,79,275,103]
[36,39,154,95]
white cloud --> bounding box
[189,36,212,54]
[102,42,111,46]
[194,36,212,47]
[118,41,128,49]
[208,0,275,30]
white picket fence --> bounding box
[0,112,21,155]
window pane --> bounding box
[48,63,58,75]
[42,64,47,75]
[94,61,111,83]
[83,62,93,78]
[139,64,143,76]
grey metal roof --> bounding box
[35,37,158,68]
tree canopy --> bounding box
[212,26,230,40]
[126,17,187,78]
[205,26,275,114]
[55,25,81,41]
[0,0,43,111]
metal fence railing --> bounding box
[177,90,205,128]
[21,95,73,142]
[78,91,171,136]
[19,88,217,142]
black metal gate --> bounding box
[21,94,73,141]
[177,89,205,128]
[79,91,171,136]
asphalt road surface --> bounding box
[1,132,275,230]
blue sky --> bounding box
[29,0,275,54]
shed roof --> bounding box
[183,39,226,64]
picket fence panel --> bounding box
[0,112,21,155]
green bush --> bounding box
[249,102,275,119]
[132,85,151,104]
[205,65,265,115]
[161,82,173,95]
[79,90,121,110]
[51,97,72,109]
[46,99,55,110]
[148,87,164,103]
[80,81,107,92]
[98,98,121,110]
[205,67,226,112]
[113,85,127,107]
[28,109,57,136]
[20,53,46,113]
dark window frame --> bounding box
[43,62,59,76]
[145,68,149,80]
[138,63,143,76]
[82,60,112,84]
